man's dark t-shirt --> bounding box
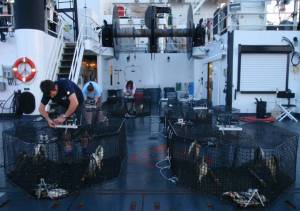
[41,80,84,108]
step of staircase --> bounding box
[57,72,70,79]
[64,47,75,54]
[60,60,72,66]
[59,66,71,73]
[62,52,75,56]
[65,42,76,47]
[56,42,76,80]
[62,53,74,60]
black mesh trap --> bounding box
[3,118,126,199]
[103,91,152,117]
[167,121,298,206]
[163,101,212,125]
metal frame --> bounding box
[226,31,234,112]
[111,4,195,60]
[56,0,79,40]
[276,103,298,122]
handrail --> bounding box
[68,24,84,84]
[45,8,61,36]
[47,19,66,80]
[68,14,101,83]
[84,15,101,29]
[0,14,14,30]
[193,0,205,15]
[46,13,101,83]
[208,0,299,37]
[78,13,101,42]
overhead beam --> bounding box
[116,28,192,38]
[57,8,75,13]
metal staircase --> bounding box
[47,13,100,84]
[57,42,76,79]
[68,25,85,84]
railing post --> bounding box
[46,18,67,81]
[293,0,299,30]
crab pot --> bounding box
[144,88,161,106]
[83,107,95,125]
[163,101,212,125]
[83,107,107,125]
[97,110,107,122]
[134,90,152,117]
[168,121,298,204]
[2,118,126,198]
[103,92,152,117]
[103,99,125,117]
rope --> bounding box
[282,36,300,66]
[155,149,178,184]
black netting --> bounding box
[163,101,212,125]
[167,121,298,205]
[103,97,151,117]
[3,118,126,198]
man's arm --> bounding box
[96,96,101,106]
[65,93,79,117]
[94,86,101,104]
[53,93,79,124]
[131,86,136,96]
[82,83,88,100]
[39,103,55,127]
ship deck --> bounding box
[0,116,299,211]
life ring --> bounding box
[12,57,36,82]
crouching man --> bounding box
[39,79,84,127]
[82,81,103,125]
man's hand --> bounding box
[47,119,56,128]
[54,116,66,125]
[39,104,56,128]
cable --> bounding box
[291,51,300,66]
[282,36,300,66]
[155,149,178,184]
[0,93,14,114]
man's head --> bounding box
[40,80,58,98]
[103,20,107,26]
[126,80,133,89]
[87,82,94,93]
[199,18,203,25]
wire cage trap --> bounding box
[2,118,126,199]
[163,101,212,135]
[103,92,152,117]
[167,121,298,207]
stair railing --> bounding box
[82,15,101,42]
[68,24,84,84]
[193,0,205,15]
[69,15,101,84]
[47,18,66,80]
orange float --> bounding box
[12,57,36,82]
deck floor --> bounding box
[0,116,299,211]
